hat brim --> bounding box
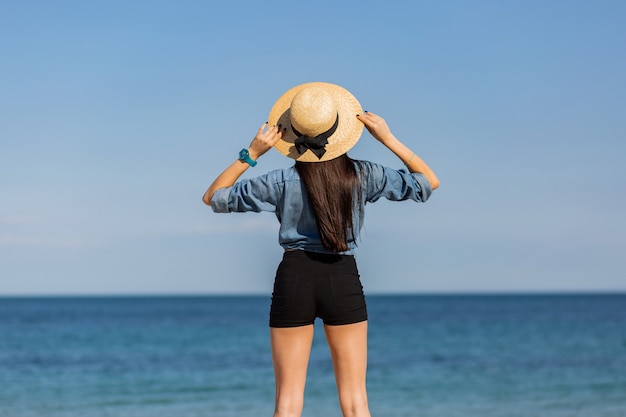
[268,82,364,162]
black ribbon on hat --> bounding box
[292,113,339,159]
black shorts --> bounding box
[269,250,368,328]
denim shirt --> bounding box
[211,160,432,255]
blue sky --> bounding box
[1,0,625,295]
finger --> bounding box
[357,111,378,123]
[364,112,383,124]
[275,126,285,140]
[356,113,370,124]
[257,122,269,136]
[263,126,281,143]
[357,114,376,127]
[260,124,276,138]
[272,128,285,142]
[265,130,281,146]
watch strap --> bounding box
[239,149,257,167]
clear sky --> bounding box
[1,0,625,295]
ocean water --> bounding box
[0,294,625,417]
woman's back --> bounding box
[210,158,433,254]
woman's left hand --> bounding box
[248,123,283,160]
[356,112,394,145]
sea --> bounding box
[0,294,625,417]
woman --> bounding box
[203,82,439,417]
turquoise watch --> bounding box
[238,148,257,167]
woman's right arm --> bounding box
[357,112,440,190]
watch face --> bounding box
[239,148,255,166]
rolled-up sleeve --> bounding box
[362,161,432,203]
[210,170,282,213]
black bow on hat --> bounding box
[292,114,339,159]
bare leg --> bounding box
[270,325,314,417]
[324,321,371,417]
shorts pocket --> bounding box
[271,271,300,313]
[329,273,365,310]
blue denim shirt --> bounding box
[211,160,432,255]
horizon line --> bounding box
[1,290,625,298]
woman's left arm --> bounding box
[357,112,440,190]
[202,123,283,206]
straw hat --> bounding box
[268,82,364,162]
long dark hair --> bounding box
[295,154,362,252]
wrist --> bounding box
[248,149,261,161]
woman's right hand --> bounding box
[248,123,283,160]
[356,111,394,144]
